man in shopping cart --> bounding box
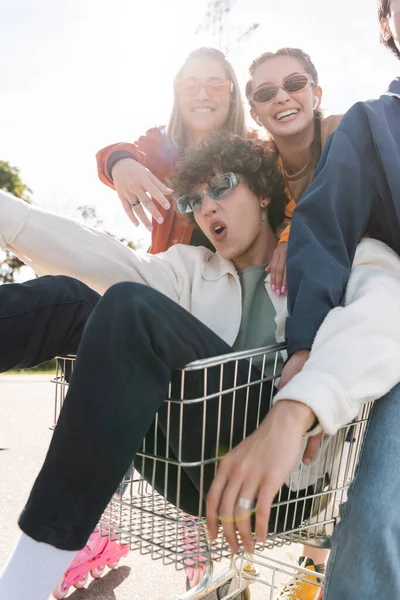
[0,127,400,600]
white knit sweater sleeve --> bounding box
[273,239,400,436]
[0,190,184,300]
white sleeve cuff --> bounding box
[272,369,357,436]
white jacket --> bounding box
[2,190,400,439]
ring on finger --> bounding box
[237,497,253,511]
[130,200,141,208]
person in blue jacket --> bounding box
[278,0,400,596]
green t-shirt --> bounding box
[232,265,280,374]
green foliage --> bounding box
[0,161,32,201]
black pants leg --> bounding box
[0,275,99,372]
[18,282,270,549]
[18,282,312,551]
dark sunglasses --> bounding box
[252,73,314,104]
[177,172,245,214]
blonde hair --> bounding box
[167,48,246,152]
[245,47,323,167]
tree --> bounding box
[0,161,32,201]
[0,161,32,284]
[196,0,259,55]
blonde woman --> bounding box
[96,47,246,253]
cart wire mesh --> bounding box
[51,345,371,597]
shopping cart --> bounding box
[51,344,371,599]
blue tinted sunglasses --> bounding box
[177,173,245,214]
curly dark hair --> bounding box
[171,132,288,232]
[378,0,400,59]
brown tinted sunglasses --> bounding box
[174,78,233,98]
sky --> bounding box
[1,0,399,250]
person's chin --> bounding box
[187,114,225,132]
[215,245,235,261]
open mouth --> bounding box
[210,222,227,240]
[275,109,299,121]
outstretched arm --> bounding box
[0,190,182,300]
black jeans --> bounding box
[14,281,315,550]
[0,275,99,372]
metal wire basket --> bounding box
[51,345,371,599]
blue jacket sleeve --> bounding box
[285,128,375,355]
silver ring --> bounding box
[237,497,253,511]
[130,200,141,208]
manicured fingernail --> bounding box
[303,457,311,466]
[276,289,281,296]
[166,187,174,193]
[157,217,164,224]
[164,202,170,210]
[147,225,153,232]
[281,286,286,294]
[271,284,275,292]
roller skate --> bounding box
[182,516,206,590]
[52,529,129,599]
